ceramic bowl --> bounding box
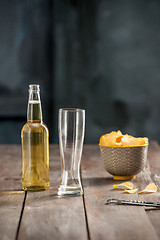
[99,145,148,180]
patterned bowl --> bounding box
[99,145,148,180]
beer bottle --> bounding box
[21,84,49,191]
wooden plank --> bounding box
[0,145,25,240]
[18,145,88,240]
[141,142,160,239]
[128,142,160,240]
[81,145,159,240]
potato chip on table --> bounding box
[124,189,138,194]
[139,183,157,194]
[113,181,134,190]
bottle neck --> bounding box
[27,88,43,122]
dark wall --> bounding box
[0,0,160,144]
[0,1,53,143]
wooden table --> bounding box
[0,143,160,240]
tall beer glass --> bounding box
[58,108,85,196]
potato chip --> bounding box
[124,188,138,194]
[139,183,157,194]
[99,130,148,147]
[113,181,134,190]
[116,135,123,143]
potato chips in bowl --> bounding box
[99,131,148,180]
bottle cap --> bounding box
[29,84,40,92]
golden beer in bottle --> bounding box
[21,85,49,191]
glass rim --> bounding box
[59,108,85,112]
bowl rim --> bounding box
[99,144,149,148]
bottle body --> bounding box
[22,121,49,191]
[21,85,49,191]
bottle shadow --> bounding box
[0,189,25,207]
[0,189,24,195]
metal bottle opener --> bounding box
[106,199,160,207]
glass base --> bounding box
[113,175,136,180]
[58,185,83,196]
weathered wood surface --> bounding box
[81,143,160,240]
[144,142,160,239]
[0,144,160,240]
[0,145,25,240]
[18,145,88,240]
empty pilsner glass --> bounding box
[58,108,85,196]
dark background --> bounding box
[0,0,160,144]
